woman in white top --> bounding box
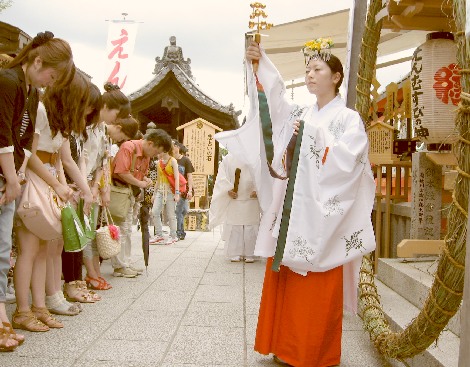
[82,83,135,290]
[13,72,93,332]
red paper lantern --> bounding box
[410,32,461,146]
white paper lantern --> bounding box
[410,32,461,145]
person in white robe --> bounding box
[209,153,261,263]
[215,39,377,313]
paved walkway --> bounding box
[4,227,390,367]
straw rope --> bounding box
[355,0,383,125]
[357,0,470,360]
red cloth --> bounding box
[112,140,150,181]
[255,257,343,367]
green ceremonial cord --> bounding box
[258,88,274,164]
[271,120,305,272]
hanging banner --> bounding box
[105,20,139,92]
[402,79,411,119]
[385,82,398,122]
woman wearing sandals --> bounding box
[82,82,134,290]
[13,71,94,332]
[58,81,103,307]
[0,32,74,349]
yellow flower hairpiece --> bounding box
[302,38,334,64]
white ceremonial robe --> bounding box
[209,154,261,258]
[215,49,376,313]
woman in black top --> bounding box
[0,31,74,350]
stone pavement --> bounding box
[4,227,391,367]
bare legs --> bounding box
[14,226,45,312]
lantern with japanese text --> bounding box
[410,32,461,147]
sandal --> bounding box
[99,277,112,289]
[77,281,102,301]
[31,306,63,329]
[46,292,80,316]
[85,276,110,290]
[0,326,18,352]
[2,322,24,345]
[64,281,96,303]
[12,310,49,332]
[57,291,83,312]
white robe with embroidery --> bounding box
[215,49,376,313]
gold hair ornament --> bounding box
[302,38,334,64]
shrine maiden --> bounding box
[216,38,376,367]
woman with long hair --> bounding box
[0,31,74,349]
[58,77,103,306]
[13,71,93,332]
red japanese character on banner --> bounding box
[107,61,127,89]
[108,29,129,60]
[433,63,461,106]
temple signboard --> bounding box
[177,118,222,228]
[177,118,222,175]
[192,174,207,197]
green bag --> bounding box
[77,199,96,240]
[62,203,88,252]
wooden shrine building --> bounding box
[128,36,240,140]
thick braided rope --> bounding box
[358,0,469,359]
[354,0,383,125]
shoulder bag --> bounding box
[16,168,64,241]
[108,145,138,220]
[159,159,187,194]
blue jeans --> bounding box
[0,201,15,302]
[175,197,189,238]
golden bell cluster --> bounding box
[248,2,273,31]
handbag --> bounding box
[77,199,96,240]
[159,160,187,194]
[62,202,88,252]
[16,168,63,241]
[96,207,121,259]
[108,144,138,220]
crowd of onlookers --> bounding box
[0,31,194,351]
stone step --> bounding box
[377,258,461,337]
[374,279,460,367]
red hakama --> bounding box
[254,258,343,367]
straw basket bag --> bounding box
[96,207,121,259]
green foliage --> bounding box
[0,0,12,12]
[218,146,228,163]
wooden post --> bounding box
[458,188,470,366]
[374,165,383,272]
[384,165,392,258]
[345,0,368,109]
